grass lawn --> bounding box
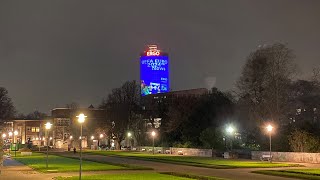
[85,150,301,169]
[13,153,127,173]
[253,169,320,180]
[55,172,225,180]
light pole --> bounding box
[2,133,6,153]
[226,126,234,152]
[266,124,273,163]
[14,130,18,157]
[127,132,132,148]
[8,132,12,155]
[151,131,156,155]
[77,113,86,180]
[99,134,103,149]
[45,122,52,169]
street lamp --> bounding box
[98,134,103,148]
[77,113,86,180]
[91,136,94,140]
[226,126,234,151]
[45,122,52,169]
[151,131,156,155]
[14,130,18,157]
[266,124,273,163]
[127,132,132,148]
[8,132,12,155]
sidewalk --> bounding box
[1,156,53,180]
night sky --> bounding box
[1,0,319,114]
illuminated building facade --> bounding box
[140,45,170,96]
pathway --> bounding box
[54,152,304,180]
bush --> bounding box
[199,127,224,150]
[288,129,320,152]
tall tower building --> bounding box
[140,45,169,96]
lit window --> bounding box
[31,127,40,132]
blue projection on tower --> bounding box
[140,45,169,96]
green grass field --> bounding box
[253,169,320,180]
[55,172,225,180]
[85,150,301,169]
[13,153,127,173]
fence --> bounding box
[252,151,320,163]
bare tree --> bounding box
[100,81,141,149]
[237,43,296,126]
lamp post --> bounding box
[266,124,273,163]
[98,134,103,149]
[8,132,12,155]
[151,131,156,155]
[14,130,18,157]
[2,133,6,153]
[77,113,86,180]
[226,126,234,152]
[45,122,52,169]
[127,132,132,148]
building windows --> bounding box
[56,118,70,126]
[27,127,31,132]
[31,127,40,132]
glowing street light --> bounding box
[8,132,12,137]
[45,122,52,168]
[70,136,73,140]
[226,126,234,134]
[226,126,235,151]
[76,113,86,180]
[91,136,94,140]
[127,132,132,148]
[151,131,156,155]
[2,133,6,138]
[266,124,273,163]
[99,134,103,138]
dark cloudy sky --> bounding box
[1,0,320,114]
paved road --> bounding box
[54,152,302,180]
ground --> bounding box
[84,150,300,168]
[2,150,320,180]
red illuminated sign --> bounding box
[147,51,160,56]
[146,45,161,56]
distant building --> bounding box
[8,119,50,146]
[51,106,106,149]
[4,105,107,149]
[140,45,170,96]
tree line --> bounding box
[1,42,320,152]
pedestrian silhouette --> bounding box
[73,147,76,154]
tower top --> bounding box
[146,44,160,56]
